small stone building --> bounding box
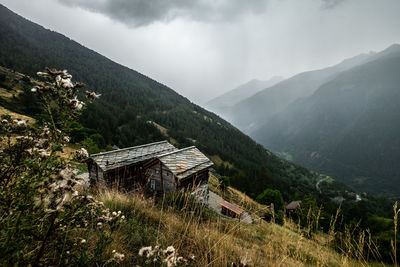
[84,141,213,193]
[286,200,301,211]
[220,200,244,219]
[286,200,301,214]
[84,141,177,189]
[145,146,213,193]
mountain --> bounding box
[1,67,398,267]
[226,52,376,133]
[252,44,400,196]
[0,4,326,200]
[205,77,283,120]
[2,5,400,265]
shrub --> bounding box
[0,68,125,265]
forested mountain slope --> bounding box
[253,44,400,196]
[0,4,323,200]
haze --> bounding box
[1,0,400,104]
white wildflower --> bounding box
[55,75,62,87]
[85,90,101,99]
[38,149,50,158]
[76,148,89,160]
[69,96,85,110]
[163,246,175,256]
[62,192,72,204]
[165,255,177,267]
[81,239,86,244]
[139,246,152,257]
[61,78,74,89]
[113,252,125,262]
[59,166,77,181]
[112,211,117,216]
[37,71,49,77]
[13,119,27,127]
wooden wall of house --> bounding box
[88,162,146,190]
[178,168,210,190]
[148,162,176,193]
[88,162,103,186]
[103,164,146,190]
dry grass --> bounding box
[93,189,369,266]
[0,88,20,98]
[209,173,268,219]
[0,106,36,123]
[209,155,234,169]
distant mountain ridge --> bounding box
[226,51,377,133]
[205,76,283,120]
[252,44,400,195]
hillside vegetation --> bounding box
[0,4,324,201]
[89,188,377,266]
[0,66,382,266]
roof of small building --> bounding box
[157,146,213,180]
[87,140,177,172]
[286,200,301,210]
[220,201,244,216]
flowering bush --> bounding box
[0,68,124,265]
[138,245,192,267]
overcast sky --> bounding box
[1,0,400,104]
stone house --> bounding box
[84,141,213,193]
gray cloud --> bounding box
[58,0,269,27]
[321,0,346,9]
[3,0,400,104]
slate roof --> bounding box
[88,141,177,172]
[286,200,301,210]
[157,146,213,180]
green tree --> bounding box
[256,188,284,212]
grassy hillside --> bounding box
[0,4,324,201]
[90,188,372,266]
